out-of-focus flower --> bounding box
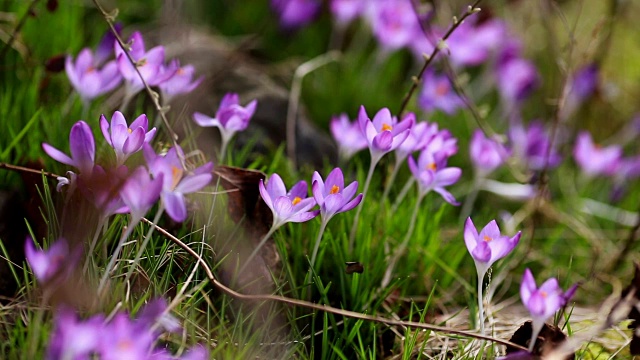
[424,128,458,158]
[78,164,130,219]
[366,0,421,50]
[509,121,561,171]
[43,120,95,176]
[271,0,321,29]
[120,166,164,221]
[560,64,599,121]
[193,93,257,156]
[99,313,156,360]
[65,49,122,103]
[464,217,521,278]
[158,60,204,104]
[135,298,181,334]
[94,23,122,66]
[358,106,413,163]
[115,31,174,100]
[574,131,622,177]
[311,167,362,222]
[25,237,74,283]
[520,268,576,351]
[395,120,436,162]
[259,173,319,228]
[100,111,156,165]
[408,149,461,204]
[46,307,104,360]
[330,0,365,24]
[418,70,464,115]
[446,19,506,67]
[469,129,509,176]
[144,145,213,222]
[497,56,539,107]
[330,113,369,161]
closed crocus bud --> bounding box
[43,120,96,176]
[100,111,156,165]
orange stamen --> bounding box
[483,235,492,242]
[330,185,340,194]
[127,128,133,134]
[171,166,183,190]
[292,196,302,205]
[382,123,393,131]
[427,162,437,171]
[540,291,547,298]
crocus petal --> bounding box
[122,127,145,155]
[100,115,112,146]
[479,220,501,239]
[471,241,491,263]
[129,114,148,131]
[288,210,320,223]
[163,191,187,222]
[288,180,308,199]
[527,292,546,317]
[325,168,344,193]
[434,187,459,205]
[273,196,294,220]
[259,179,273,209]
[69,121,95,174]
[340,193,363,213]
[65,56,81,90]
[435,167,462,187]
[371,108,393,132]
[520,268,536,303]
[372,131,393,151]
[323,193,344,218]
[42,144,75,167]
[266,174,287,198]
[464,217,479,253]
[312,180,324,205]
[175,173,212,194]
[341,181,359,202]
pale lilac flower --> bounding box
[79,164,130,219]
[259,173,319,228]
[396,120,436,162]
[497,57,539,107]
[520,268,576,352]
[311,167,362,222]
[158,60,204,104]
[42,120,95,175]
[100,111,156,165]
[464,217,521,278]
[65,49,122,103]
[560,64,599,121]
[193,93,258,157]
[99,313,156,360]
[25,237,74,283]
[574,131,622,177]
[330,0,365,24]
[330,113,368,161]
[358,106,413,163]
[143,145,213,222]
[120,166,164,221]
[408,149,461,204]
[46,307,104,360]
[136,298,181,334]
[366,0,421,50]
[469,129,509,176]
[418,70,464,115]
[271,0,321,29]
[423,128,458,158]
[94,23,122,66]
[115,31,174,100]
[446,19,506,66]
[509,121,561,171]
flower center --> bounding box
[177,68,185,75]
[330,185,340,194]
[435,81,449,96]
[127,128,133,134]
[483,235,492,242]
[171,166,183,190]
[117,340,133,350]
[382,123,393,132]
[427,162,437,171]
[540,291,548,298]
[292,196,302,205]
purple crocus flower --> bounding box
[193,93,258,157]
[395,120,437,162]
[42,120,95,175]
[24,236,72,284]
[94,23,122,66]
[46,307,104,360]
[259,173,319,228]
[497,57,539,108]
[99,313,156,360]
[469,129,509,176]
[135,298,181,334]
[78,164,130,219]
[574,131,622,177]
[330,113,369,161]
[366,0,420,50]
[464,217,521,278]
[520,268,576,352]
[311,167,363,222]
[115,31,174,101]
[442,18,506,66]
[559,64,598,121]
[424,128,458,158]
[408,149,462,204]
[358,106,413,163]
[143,145,213,222]
[65,48,122,103]
[330,0,365,24]
[509,121,561,171]
[271,0,321,29]
[120,166,164,221]
[418,70,464,115]
[100,111,156,165]
[158,60,204,104]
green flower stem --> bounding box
[83,216,107,274]
[478,271,486,336]
[98,216,140,294]
[348,158,378,252]
[241,223,278,273]
[528,321,544,352]
[123,205,164,285]
[391,177,416,214]
[310,219,329,270]
[380,158,402,206]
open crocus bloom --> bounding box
[311,167,362,222]
[464,217,521,278]
[65,48,121,103]
[120,166,164,222]
[42,120,95,176]
[418,70,464,115]
[158,60,203,103]
[259,173,319,228]
[100,111,156,165]
[408,149,461,204]
[574,131,622,177]
[330,113,368,161]
[358,106,413,163]
[193,93,258,145]
[25,237,72,283]
[469,129,509,176]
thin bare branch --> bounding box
[0,162,60,179]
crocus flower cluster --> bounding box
[358,106,413,164]
[66,29,202,108]
[417,69,464,115]
[46,299,207,360]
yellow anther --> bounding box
[171,166,183,190]
[427,162,437,171]
[382,123,393,132]
[292,196,302,205]
[540,291,548,298]
[483,235,492,242]
[330,185,340,194]
[127,128,133,134]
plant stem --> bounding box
[84,216,107,274]
[219,138,228,164]
[391,177,415,214]
[98,216,140,294]
[310,219,329,269]
[477,271,486,336]
[123,205,164,285]
[380,157,403,206]
[381,192,424,288]
[528,320,543,352]
[241,224,278,273]
[348,158,378,252]
[460,176,482,221]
